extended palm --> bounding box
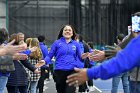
[66,68,88,86]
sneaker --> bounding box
[89,86,95,92]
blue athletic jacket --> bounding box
[39,42,48,59]
[45,37,82,70]
[39,42,50,68]
[76,42,84,68]
[87,34,140,80]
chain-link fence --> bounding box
[7,0,140,45]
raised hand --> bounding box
[34,69,41,74]
[66,68,88,86]
[35,60,45,68]
[88,50,105,62]
[2,40,27,56]
[81,52,89,59]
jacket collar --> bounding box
[60,37,73,43]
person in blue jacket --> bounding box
[37,35,49,93]
[44,24,89,93]
[66,32,140,87]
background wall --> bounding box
[7,0,140,45]
[0,1,6,28]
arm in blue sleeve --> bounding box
[87,35,140,80]
[21,49,31,56]
[44,41,57,65]
[41,46,49,59]
[76,43,83,61]
[79,42,84,53]
[44,56,51,65]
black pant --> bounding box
[87,64,94,87]
[37,67,49,93]
[7,85,28,93]
[79,83,88,92]
[53,70,76,93]
[49,64,54,75]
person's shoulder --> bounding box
[54,39,61,43]
[72,40,77,43]
[72,40,80,46]
[71,40,78,44]
[136,34,140,39]
[131,34,140,42]
[51,39,61,46]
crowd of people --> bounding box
[0,12,140,93]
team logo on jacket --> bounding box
[72,45,76,50]
[58,43,62,46]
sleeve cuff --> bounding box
[44,56,51,65]
[87,67,98,80]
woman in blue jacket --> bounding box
[44,25,88,93]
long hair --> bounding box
[25,38,32,47]
[87,42,94,49]
[75,34,84,42]
[0,28,9,44]
[27,38,42,60]
[57,24,77,40]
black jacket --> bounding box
[7,59,36,86]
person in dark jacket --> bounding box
[6,34,39,93]
[37,35,49,93]
[6,59,38,93]
[75,34,89,92]
[0,28,27,93]
[111,33,129,93]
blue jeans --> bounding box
[30,81,38,93]
[129,81,140,93]
[0,76,8,93]
[111,73,129,93]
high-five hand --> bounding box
[66,68,88,86]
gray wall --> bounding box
[9,1,69,45]
[0,1,6,28]
[9,7,69,44]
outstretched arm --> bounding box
[67,34,140,86]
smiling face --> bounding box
[62,25,73,39]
